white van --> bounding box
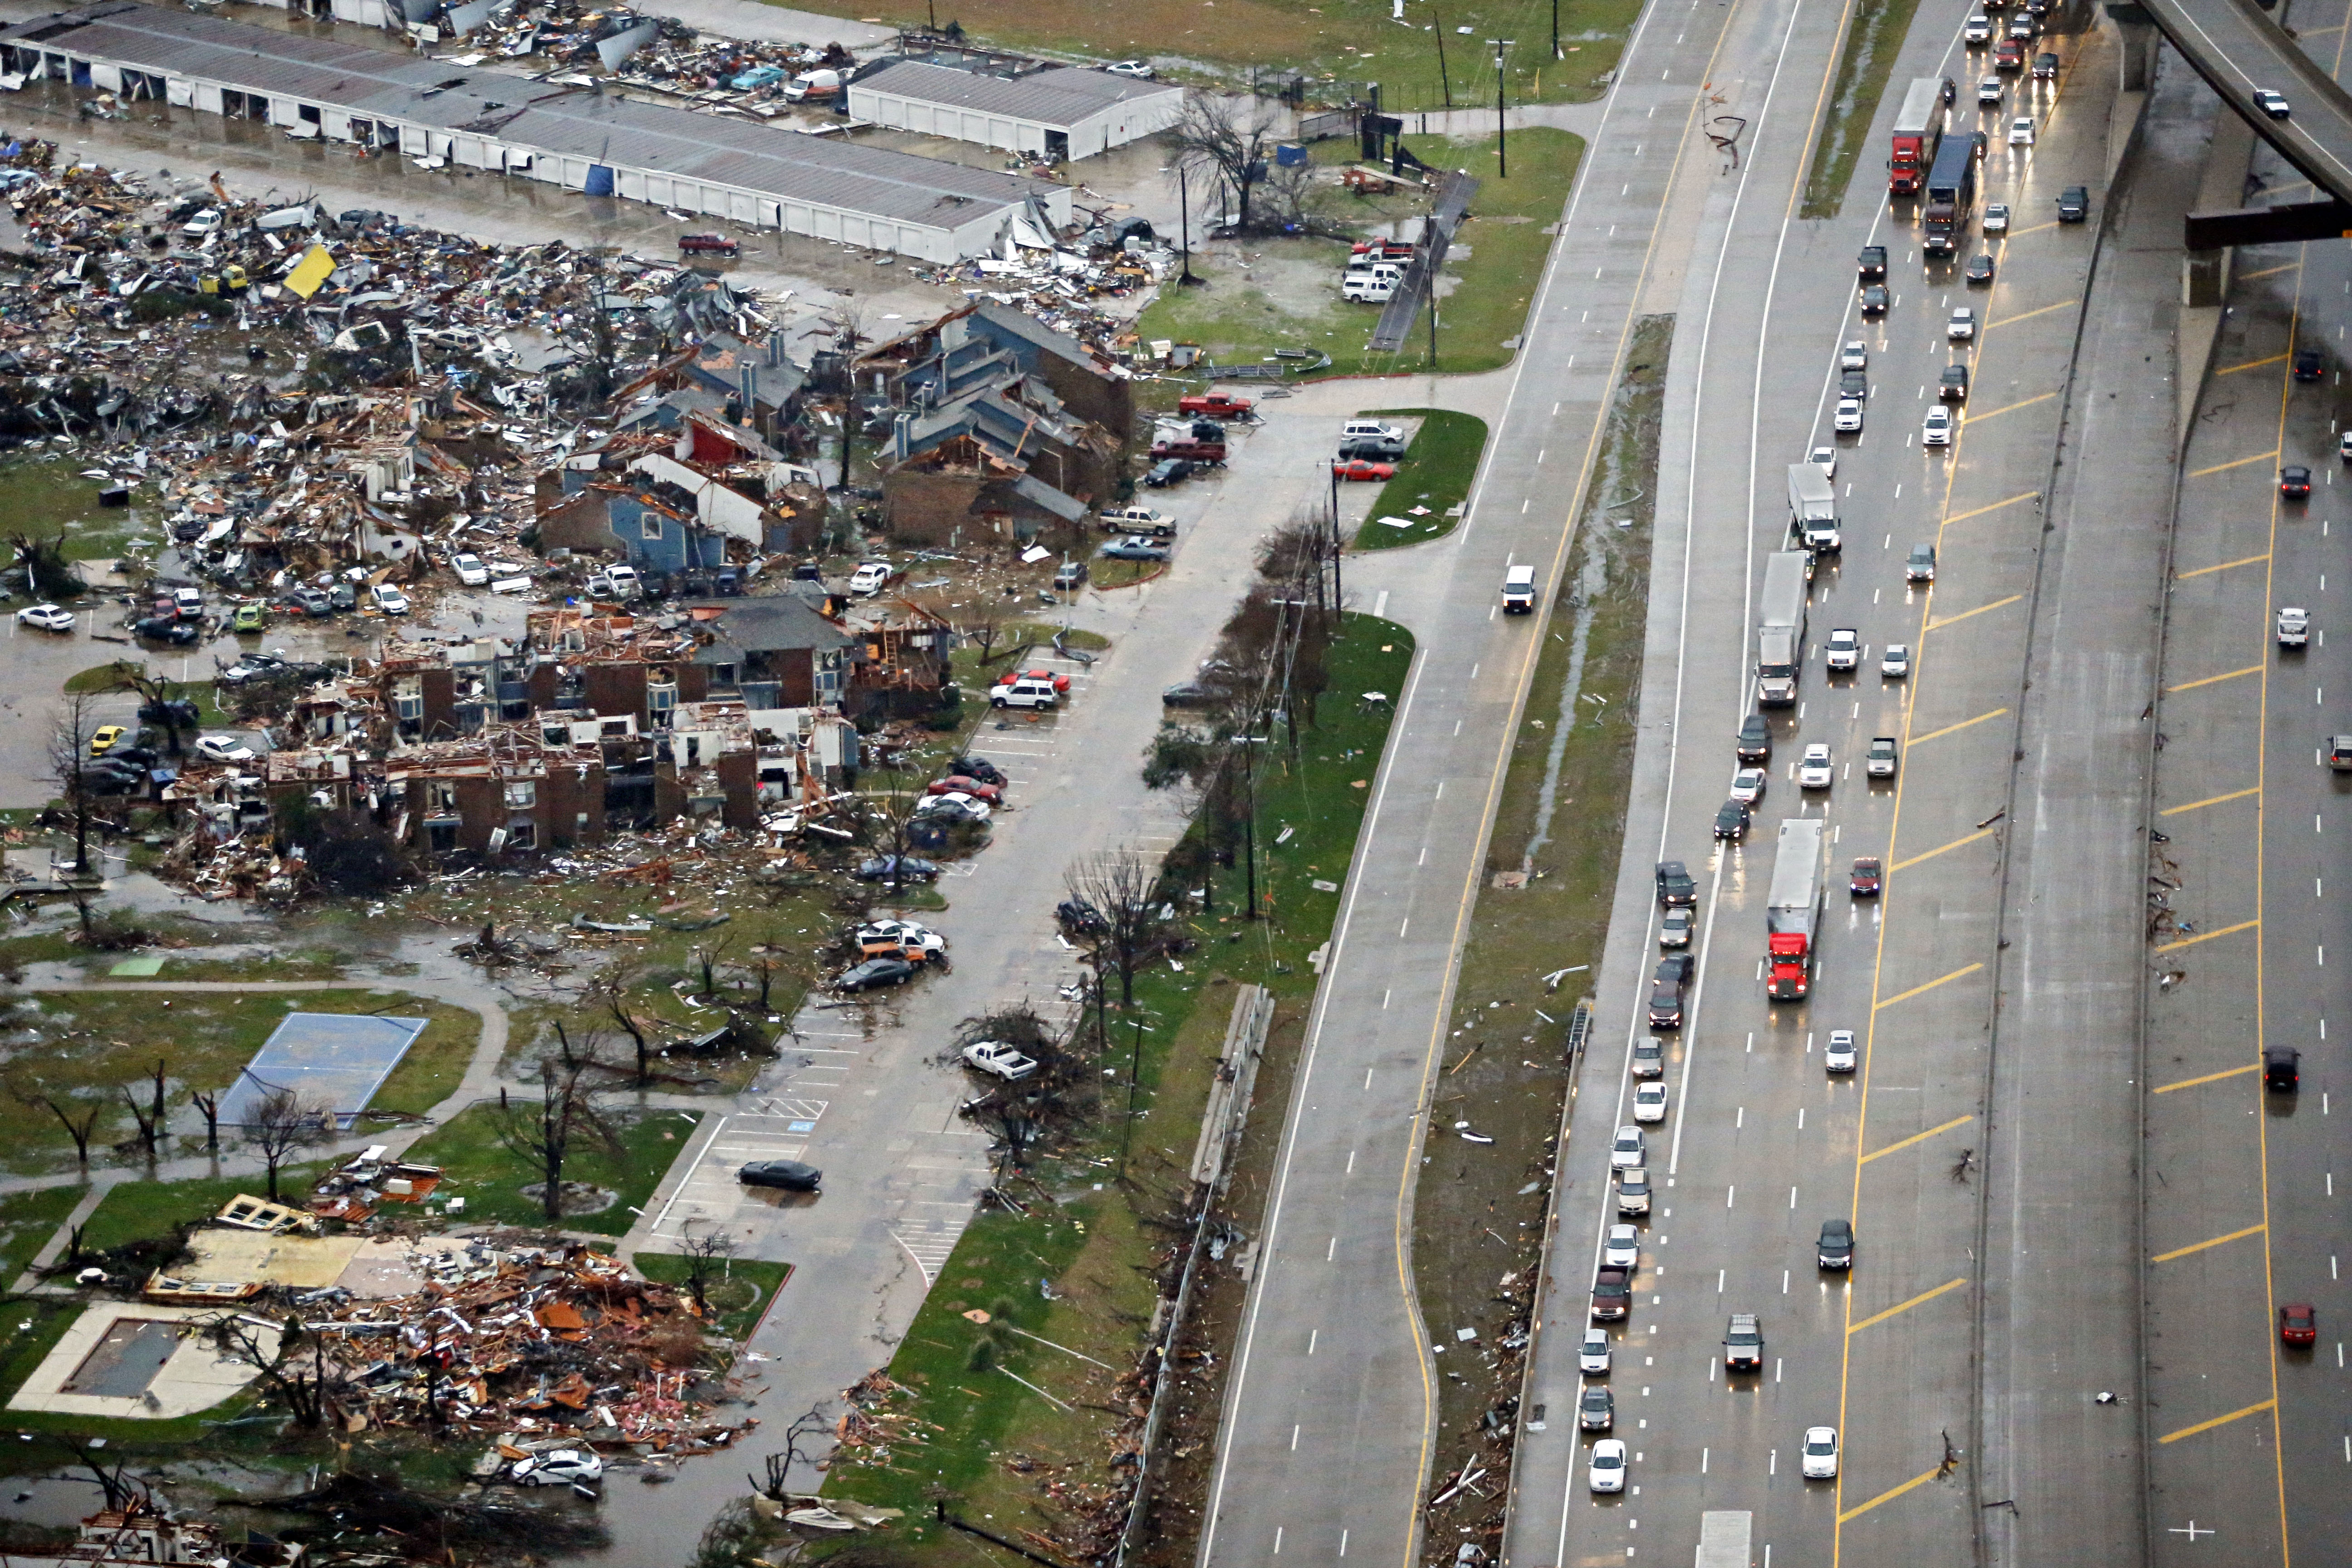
[1502,564,1537,613]
[991,676,1060,711]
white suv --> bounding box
[991,676,1060,711]
[1825,627,1860,671]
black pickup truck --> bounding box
[1655,860,1697,907]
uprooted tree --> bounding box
[203,1310,342,1431]
[946,1006,1091,1179]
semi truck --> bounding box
[1766,817,1825,1001]
[1922,133,1978,254]
[1786,462,1840,552]
[1889,77,1946,196]
[1755,550,1811,706]
[1696,1512,1755,1568]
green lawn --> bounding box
[631,1254,793,1342]
[0,1186,84,1279]
[60,661,228,725]
[0,459,146,572]
[1803,0,1929,218]
[1353,409,1490,549]
[80,1161,336,1253]
[402,1104,702,1236]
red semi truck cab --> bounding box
[1765,818,1825,1002]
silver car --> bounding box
[1824,1029,1859,1073]
[1611,1126,1646,1169]
[1578,1328,1612,1374]
[1602,1224,1641,1269]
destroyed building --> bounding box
[846,58,1184,162]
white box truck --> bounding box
[1787,462,1840,553]
[1755,549,1810,706]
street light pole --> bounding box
[1489,38,1514,177]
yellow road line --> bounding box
[2218,352,2291,372]
[1942,490,2040,526]
[1961,392,2056,424]
[2166,664,2264,693]
[1891,829,1993,872]
[1873,963,1983,1011]
[2005,220,2058,237]
[1988,299,2079,329]
[1907,707,2009,745]
[2160,785,2260,816]
[1859,1113,1975,1165]
[2188,449,2281,477]
[1926,594,2022,632]
[2158,1399,2277,1445]
[1847,1277,1969,1336]
[2176,553,2271,580]
[2155,918,2259,953]
[2152,1222,2267,1263]
[1837,1467,1942,1525]
[2155,1062,2261,1093]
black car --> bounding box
[2031,51,2058,78]
[1839,369,1867,398]
[1964,253,1995,285]
[104,744,159,769]
[1655,860,1697,906]
[1161,678,1221,708]
[1940,363,1970,402]
[1056,897,1109,936]
[1817,1219,1854,1269]
[2281,465,2313,499]
[1340,436,1408,462]
[737,1159,822,1192]
[836,956,917,993]
[2294,348,2325,382]
[2265,1046,2300,1092]
[1713,798,1750,840]
[139,698,199,728]
[1737,714,1772,763]
[1859,284,1891,317]
[1857,245,1887,280]
[1648,954,1693,1029]
[2057,185,2089,222]
[855,855,940,882]
[951,756,1007,787]
[132,617,200,645]
[1144,458,1196,488]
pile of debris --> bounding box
[910,217,1172,359]
[429,0,859,118]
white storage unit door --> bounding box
[453,135,484,167]
[784,202,809,234]
[757,199,780,228]
[643,174,671,206]
[699,184,729,216]
[165,77,192,107]
[616,169,646,200]
[813,207,840,240]
[728,190,757,223]
[89,63,119,90]
[560,156,589,188]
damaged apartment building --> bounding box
[855,300,1132,544]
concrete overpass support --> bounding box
[2179,105,2257,443]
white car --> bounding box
[2255,88,2291,119]
[1602,1223,1641,1269]
[606,564,643,598]
[2007,13,2034,37]
[1798,742,1834,789]
[1589,1438,1628,1494]
[1978,76,2003,105]
[1578,1328,1612,1375]
[961,1040,1039,1080]
[1882,642,1912,679]
[914,790,991,822]
[1632,1080,1668,1124]
[195,734,256,764]
[1964,10,1991,41]
[1610,1125,1646,1170]
[1834,396,1865,432]
[1984,202,2011,235]
[369,583,410,615]
[1840,340,1867,372]
[511,1448,604,1488]
[451,552,489,586]
[2278,607,2311,647]
[1948,307,1978,341]
[1801,1426,1840,1480]
[1923,405,1955,446]
[1824,627,1860,671]
[1104,58,1155,78]
[180,207,222,239]
[15,603,73,632]
[2008,116,2035,146]
[1660,906,1694,948]
[1730,766,1768,804]
[1824,1029,1858,1073]
[849,560,893,595]
[1812,444,1837,478]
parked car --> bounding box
[849,561,894,595]
[857,919,945,955]
[991,666,1072,695]
[140,697,199,728]
[132,616,200,645]
[836,956,917,993]
[1339,436,1409,462]
[1104,57,1156,78]
[1100,503,1178,536]
[962,1041,1039,1080]
[739,1159,822,1192]
[451,552,489,586]
[855,855,940,882]
[1331,458,1396,482]
[195,734,256,764]
[677,232,741,256]
[1850,856,1882,896]
[88,725,129,756]
[283,585,333,616]
[1162,678,1221,708]
[928,776,1005,804]
[511,1449,604,1488]
[369,583,410,615]
[1101,536,1172,562]
[1178,392,1250,418]
[14,603,72,632]
[230,601,267,633]
[1144,459,1196,488]
[914,791,992,823]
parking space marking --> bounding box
[2166,664,2264,693]
[2176,552,2271,580]
[1858,1113,1975,1166]
[1872,962,1983,1011]
[1846,1277,1968,1336]
[2160,785,2261,816]
[1926,594,2023,633]
[2154,1062,2261,1094]
[2154,917,2259,953]
[2151,1222,2267,1264]
[2157,1398,2276,1445]
[1836,1466,1942,1524]
[1905,707,2008,745]
[2186,450,2281,478]
[1890,828,1993,873]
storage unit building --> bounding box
[0,3,1064,261]
[847,59,1182,161]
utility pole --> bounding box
[1433,0,1453,108]
[1176,164,1200,286]
[1328,460,1343,616]
[1489,38,1514,177]
[1552,0,1561,61]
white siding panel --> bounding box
[165,77,192,106]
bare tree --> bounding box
[675,1219,740,1317]
[496,1056,619,1223]
[691,931,738,999]
[202,1311,338,1430]
[244,1084,332,1200]
[1168,92,1284,236]
[598,979,657,1087]
[54,1436,145,1512]
[750,1403,834,1501]
[117,1059,168,1158]
[45,692,104,882]
[107,662,194,757]
[1064,849,1171,1014]
[190,1087,221,1156]
[16,1083,102,1169]
[959,600,1009,668]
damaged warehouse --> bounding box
[0,3,1069,260]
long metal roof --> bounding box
[851,59,1181,128]
[0,3,1053,229]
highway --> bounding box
[1502,1,2171,1563]
[2137,0,2352,204]
[2141,2,2352,1556]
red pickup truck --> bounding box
[1352,238,1415,261]
[1590,1265,1632,1321]
[1150,439,1226,465]
[1178,393,1254,419]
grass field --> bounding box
[1801,0,1922,218]
[0,990,479,1175]
[81,1161,337,1253]
[631,1253,793,1341]
[402,1104,702,1237]
[778,0,1640,106]
[1353,408,1490,549]
[1408,314,1668,1539]
[0,458,147,571]
[823,616,1416,1561]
